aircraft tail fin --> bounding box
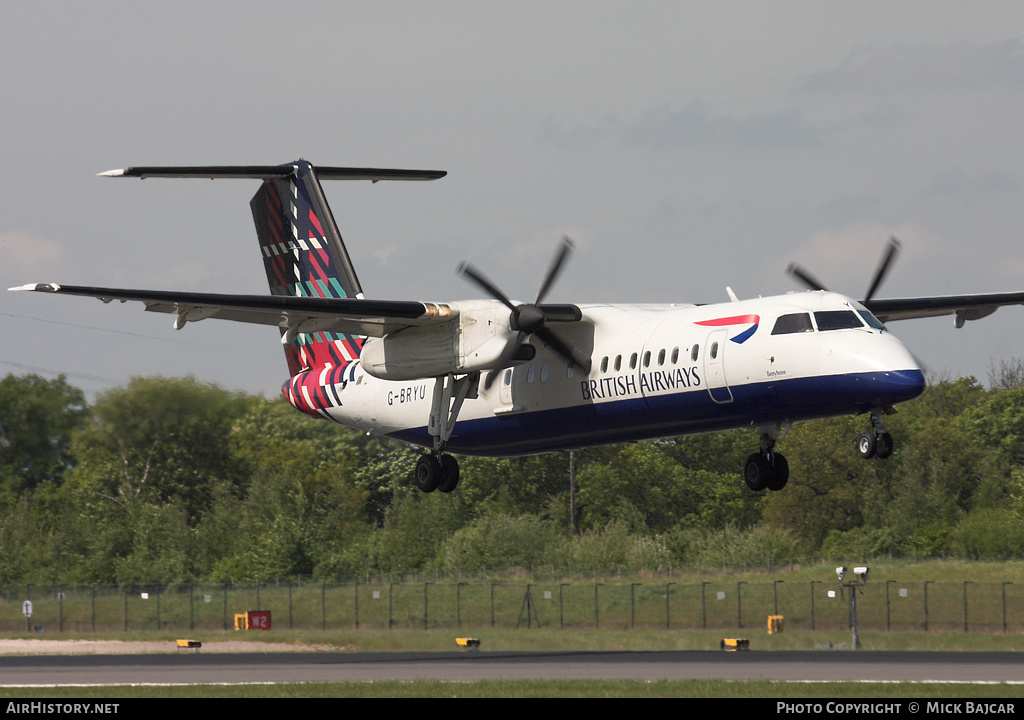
[100,160,445,381]
[249,160,366,377]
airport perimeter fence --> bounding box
[1,578,1022,635]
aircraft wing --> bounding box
[865,291,1024,326]
[9,283,455,337]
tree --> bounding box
[68,376,251,524]
[0,374,88,498]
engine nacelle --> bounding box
[361,300,512,380]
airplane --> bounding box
[12,159,1024,495]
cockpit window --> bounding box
[771,313,814,335]
[857,309,885,330]
[814,310,864,331]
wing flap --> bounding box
[9,284,455,337]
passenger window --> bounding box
[541,364,549,382]
[643,351,651,368]
[527,366,536,383]
[565,364,575,379]
[504,369,513,385]
[614,355,622,371]
[814,310,864,331]
[711,342,719,359]
[600,356,609,373]
[630,352,638,369]
[671,347,679,364]
[771,313,814,335]
[658,349,666,366]
[691,345,699,361]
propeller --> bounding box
[458,236,590,389]
[787,236,901,303]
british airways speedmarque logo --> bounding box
[694,314,760,344]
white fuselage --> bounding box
[299,291,925,456]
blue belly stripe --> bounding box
[388,369,925,457]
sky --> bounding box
[3,1,1024,399]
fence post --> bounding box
[811,581,821,631]
[886,580,895,632]
[491,583,499,628]
[737,581,746,629]
[963,581,974,633]
[423,582,431,630]
[630,583,641,629]
[923,581,934,632]
[1003,582,1013,634]
[702,581,711,630]
[665,583,675,629]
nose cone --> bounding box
[853,334,926,405]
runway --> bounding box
[1,651,1022,686]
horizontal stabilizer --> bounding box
[98,165,446,181]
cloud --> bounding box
[925,168,1020,204]
[0,230,63,272]
[537,101,818,152]
[805,41,1024,95]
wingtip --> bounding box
[8,283,59,292]
[97,169,126,177]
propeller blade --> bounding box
[535,235,575,305]
[863,236,901,303]
[535,326,592,373]
[457,262,517,311]
[786,263,829,292]
[484,330,527,390]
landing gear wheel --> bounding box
[437,454,460,493]
[766,453,789,491]
[858,431,877,459]
[744,453,772,492]
[875,432,894,460]
[414,454,442,493]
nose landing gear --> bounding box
[858,409,895,460]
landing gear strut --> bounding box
[414,372,477,494]
[858,409,894,460]
[743,426,790,492]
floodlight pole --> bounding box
[837,569,868,650]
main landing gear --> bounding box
[414,453,460,493]
[743,426,790,492]
[858,409,895,460]
[413,372,478,494]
